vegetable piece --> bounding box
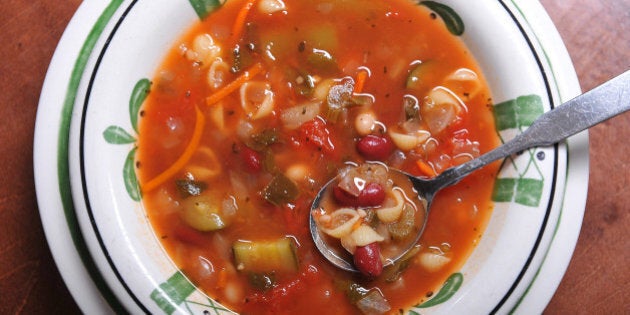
[240,146,263,173]
[353,242,383,277]
[248,273,276,291]
[353,69,369,94]
[422,86,462,134]
[180,195,230,231]
[307,48,338,74]
[406,60,441,90]
[206,62,264,106]
[280,101,321,130]
[325,79,353,122]
[355,288,391,315]
[143,105,205,192]
[416,159,437,177]
[297,118,336,154]
[231,0,256,41]
[250,128,281,148]
[387,202,417,240]
[382,245,421,282]
[175,178,207,198]
[356,135,393,161]
[233,238,298,273]
[262,173,299,205]
[403,94,420,120]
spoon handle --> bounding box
[434,69,630,191]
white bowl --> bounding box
[35,0,587,314]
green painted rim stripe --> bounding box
[56,0,127,313]
[506,1,572,312]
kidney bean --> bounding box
[333,182,385,207]
[356,135,393,161]
[241,146,262,173]
[353,242,383,277]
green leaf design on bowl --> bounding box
[151,271,232,314]
[129,78,151,133]
[188,0,223,19]
[492,95,546,207]
[103,126,136,144]
[103,78,151,201]
[124,147,142,201]
[419,1,465,36]
[416,272,464,309]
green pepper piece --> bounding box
[262,174,299,205]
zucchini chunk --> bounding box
[233,237,298,273]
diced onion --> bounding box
[422,86,463,134]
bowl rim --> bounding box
[34,0,586,314]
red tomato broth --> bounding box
[136,0,500,314]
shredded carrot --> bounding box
[206,62,264,106]
[231,0,257,42]
[416,160,437,178]
[143,106,206,192]
[353,69,369,94]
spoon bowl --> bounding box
[311,70,630,273]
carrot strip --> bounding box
[143,106,206,192]
[206,62,264,106]
[231,0,256,41]
[416,160,437,177]
[353,69,369,94]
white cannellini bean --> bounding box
[417,252,451,272]
[355,111,376,136]
[285,163,310,183]
[258,0,286,14]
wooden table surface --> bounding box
[1,0,628,314]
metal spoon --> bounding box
[310,70,630,272]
